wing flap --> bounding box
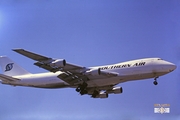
[57,71,88,85]
[34,62,59,72]
[34,61,85,73]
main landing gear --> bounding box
[153,77,158,85]
[76,82,88,95]
[91,90,99,98]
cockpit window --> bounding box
[157,58,163,60]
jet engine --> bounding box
[94,92,108,98]
[84,68,118,76]
[84,68,101,76]
[49,59,66,68]
[107,87,123,94]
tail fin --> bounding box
[0,56,31,76]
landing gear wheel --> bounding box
[91,90,99,98]
[153,77,158,85]
[80,90,87,95]
[75,82,88,95]
[153,81,158,85]
[76,87,81,92]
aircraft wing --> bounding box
[13,49,118,86]
[13,49,84,73]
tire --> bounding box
[153,81,158,85]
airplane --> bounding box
[0,49,177,98]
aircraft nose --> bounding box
[166,62,176,72]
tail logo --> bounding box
[5,63,14,72]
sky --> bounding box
[0,0,180,120]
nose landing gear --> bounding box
[153,77,158,85]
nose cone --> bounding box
[166,62,176,72]
[154,60,176,74]
[169,63,176,71]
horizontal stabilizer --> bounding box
[0,74,20,82]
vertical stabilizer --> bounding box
[0,56,31,76]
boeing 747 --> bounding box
[0,49,176,98]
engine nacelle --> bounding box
[84,68,101,76]
[49,59,66,68]
[107,87,123,94]
[95,92,108,98]
[84,68,118,77]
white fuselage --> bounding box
[1,58,176,88]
